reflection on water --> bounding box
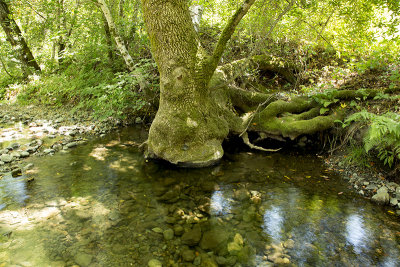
[210,190,232,216]
[0,126,400,266]
[346,214,369,253]
[262,206,283,243]
[0,174,28,210]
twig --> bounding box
[23,0,46,20]
[0,55,15,78]
[242,132,281,152]
[239,93,274,137]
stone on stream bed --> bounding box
[181,224,202,246]
[20,151,30,158]
[148,259,162,267]
[43,149,55,155]
[163,229,174,240]
[372,187,390,204]
[0,154,13,163]
[11,168,22,177]
[74,252,93,267]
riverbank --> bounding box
[0,102,399,217]
[0,103,144,177]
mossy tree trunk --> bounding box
[0,0,40,76]
[142,0,255,166]
[141,0,382,167]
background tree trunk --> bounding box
[102,14,114,65]
[0,0,40,76]
[98,0,135,72]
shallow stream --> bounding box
[1,127,400,266]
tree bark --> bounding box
[142,0,255,166]
[0,0,40,76]
[102,14,114,64]
[57,0,80,66]
[98,0,135,72]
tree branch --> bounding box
[0,55,15,78]
[266,0,295,37]
[23,0,46,20]
[205,0,256,81]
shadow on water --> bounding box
[1,126,400,266]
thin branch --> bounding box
[0,55,15,78]
[23,0,46,20]
[316,10,335,43]
[300,18,334,48]
[240,93,274,137]
[205,0,256,80]
[288,0,335,48]
[266,0,295,37]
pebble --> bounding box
[163,229,174,240]
[148,259,162,267]
[43,149,55,154]
[182,249,195,262]
[74,252,92,267]
[152,227,163,233]
[11,168,22,177]
[66,142,78,148]
[24,163,34,170]
[283,239,295,249]
[390,198,398,206]
[20,151,30,158]
[173,225,184,236]
[0,154,13,163]
[372,187,390,204]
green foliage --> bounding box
[16,59,159,121]
[311,90,339,114]
[344,110,400,168]
[76,60,159,120]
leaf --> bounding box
[323,101,332,107]
[320,107,329,115]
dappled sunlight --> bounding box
[105,140,121,147]
[89,145,109,161]
[0,195,113,266]
[82,164,92,171]
[109,156,139,173]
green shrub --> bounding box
[17,59,159,121]
[343,110,400,168]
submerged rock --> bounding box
[11,168,22,177]
[181,249,195,262]
[74,252,92,267]
[181,224,202,246]
[200,227,230,250]
[148,259,162,267]
[163,229,174,240]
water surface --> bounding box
[1,127,399,266]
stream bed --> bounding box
[1,127,400,267]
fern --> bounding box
[344,110,400,168]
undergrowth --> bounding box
[15,59,159,122]
[342,110,400,172]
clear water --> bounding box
[1,127,400,267]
